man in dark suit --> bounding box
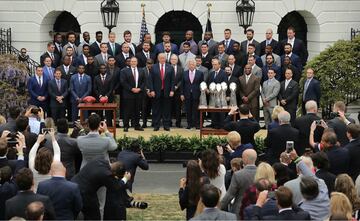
[117,140,149,191]
[90,31,103,56]
[53,32,63,57]
[148,53,175,131]
[154,31,179,55]
[294,100,323,155]
[122,30,137,56]
[280,43,303,71]
[302,68,321,114]
[115,43,132,70]
[180,59,203,129]
[85,55,98,85]
[43,57,55,80]
[241,28,260,56]
[224,105,260,147]
[199,43,213,70]
[74,44,91,67]
[260,28,278,56]
[198,31,218,56]
[136,33,155,53]
[311,151,336,194]
[207,58,228,128]
[37,161,82,220]
[252,186,311,220]
[93,64,114,126]
[278,27,308,66]
[107,32,121,57]
[224,66,240,104]
[120,57,146,132]
[265,111,299,164]
[261,54,281,82]
[40,42,60,68]
[135,42,156,68]
[170,54,184,127]
[221,28,238,55]
[227,55,242,78]
[48,68,68,123]
[58,55,76,121]
[5,168,55,220]
[62,31,78,58]
[94,43,111,69]
[344,124,360,181]
[278,68,299,124]
[28,66,49,114]
[142,59,154,128]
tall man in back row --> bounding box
[149,53,175,131]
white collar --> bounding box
[202,52,208,57]
[279,208,293,213]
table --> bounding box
[78,103,118,137]
[198,107,237,139]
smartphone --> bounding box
[286,141,294,153]
[315,120,322,125]
[267,191,276,199]
[42,128,54,134]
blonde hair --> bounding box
[255,162,276,184]
[226,131,241,147]
[335,174,360,211]
[330,192,353,220]
[44,117,56,130]
[0,115,6,125]
[271,106,285,121]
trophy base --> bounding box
[221,106,229,109]
[198,105,208,109]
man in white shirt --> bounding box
[179,42,195,71]
[123,30,136,56]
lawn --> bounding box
[127,193,185,220]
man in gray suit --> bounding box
[198,31,218,56]
[179,42,195,71]
[62,32,78,58]
[261,69,280,128]
[191,184,236,221]
[195,56,209,82]
[248,55,262,79]
[94,43,111,69]
[220,149,257,219]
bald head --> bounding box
[242,149,257,165]
[50,161,66,177]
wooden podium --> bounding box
[78,103,118,137]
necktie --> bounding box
[38,76,42,87]
[57,80,61,91]
[173,65,177,75]
[246,75,249,84]
[190,71,195,84]
[160,64,165,90]
[214,71,217,80]
[101,75,105,84]
[166,53,169,62]
[303,79,310,100]
[112,43,115,55]
[48,67,52,79]
[65,66,68,73]
[103,54,107,63]
[79,75,83,84]
[225,40,229,49]
[50,53,54,60]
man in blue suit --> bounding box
[302,68,321,115]
[70,64,92,122]
[280,43,302,71]
[154,31,179,55]
[74,44,91,67]
[42,57,55,80]
[148,53,175,131]
[48,68,68,123]
[221,28,238,55]
[28,66,49,114]
[181,59,204,129]
[37,161,82,220]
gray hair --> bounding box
[278,111,291,124]
[305,100,317,113]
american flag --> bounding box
[139,7,148,44]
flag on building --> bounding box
[205,5,212,32]
[139,5,148,44]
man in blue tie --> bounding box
[48,69,68,123]
[302,68,321,115]
[43,57,55,80]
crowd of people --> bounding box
[27,26,319,132]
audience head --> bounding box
[272,163,290,187]
[238,104,250,117]
[255,162,276,184]
[35,148,53,175]
[25,201,44,221]
[333,101,346,113]
[230,158,243,172]
[15,168,34,191]
[278,111,291,125]
[88,113,101,131]
[321,131,338,149]
[242,149,257,166]
[9,106,21,120]
[50,161,66,177]
[346,124,360,140]
[186,160,202,204]
[110,161,126,178]
[56,118,69,134]
[300,176,319,201]
[0,138,8,157]
[271,106,285,122]
[0,166,12,184]
[334,174,360,211]
[200,184,221,208]
[330,192,353,221]
[297,156,314,175]
[128,140,141,153]
[311,151,330,170]
[44,117,55,129]
[15,115,29,132]
[226,131,241,148]
[305,100,318,114]
[275,186,293,209]
[200,149,220,179]
[255,178,273,192]
[0,115,5,125]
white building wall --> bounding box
[0,0,359,63]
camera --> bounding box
[31,107,40,115]
[220,143,229,152]
[315,120,322,126]
[7,132,18,147]
[129,201,148,209]
[286,141,294,153]
[42,128,53,134]
[330,112,340,119]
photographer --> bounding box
[24,106,45,135]
[0,131,26,174]
[216,131,253,170]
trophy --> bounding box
[229,82,237,107]
[208,82,216,108]
[215,83,222,108]
[220,82,228,108]
[199,82,208,109]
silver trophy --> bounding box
[199,82,208,109]
[229,82,237,107]
[215,83,222,108]
[208,82,216,108]
[220,82,228,108]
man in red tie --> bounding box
[149,53,175,131]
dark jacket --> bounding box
[223,117,260,147]
[148,63,175,98]
[181,70,204,99]
[345,138,360,181]
[120,67,146,99]
[326,145,350,175]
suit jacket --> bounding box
[37,177,82,220]
[179,39,198,55]
[172,65,184,93]
[207,69,228,85]
[198,39,218,56]
[220,39,238,55]
[262,64,281,82]
[241,39,260,55]
[215,53,229,68]
[90,41,101,56]
[261,78,281,107]
[74,54,88,67]
[252,205,311,220]
[120,67,146,99]
[261,53,281,67]
[77,131,117,168]
[93,73,114,102]
[107,42,121,57]
[327,117,354,146]
[181,69,204,99]
[303,78,321,105]
[154,42,179,55]
[135,51,156,68]
[148,63,175,98]
[345,138,360,180]
[27,75,49,106]
[190,208,236,221]
[316,169,336,194]
[108,66,122,95]
[265,124,299,163]
[326,145,350,175]
[220,165,257,218]
[94,53,111,68]
[196,65,209,83]
[294,113,323,154]
[42,66,55,80]
[229,64,242,78]
[58,64,76,83]
[224,117,260,146]
[200,53,213,70]
[62,43,78,57]
[69,73,92,103]
[56,133,81,180]
[179,52,196,71]
[238,74,261,108]
[5,191,55,220]
[251,65,263,79]
[279,38,308,66]
[260,39,279,56]
[115,52,132,70]
[281,53,302,71]
[53,42,63,57]
[47,78,68,107]
[278,79,299,110]
[40,51,60,68]
[0,180,17,220]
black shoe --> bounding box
[195,127,200,130]
[186,126,191,129]
[164,127,170,131]
[142,124,147,128]
[176,125,182,128]
[135,127,144,131]
[154,127,159,131]
[124,128,128,132]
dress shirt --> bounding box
[82,54,88,65]
[287,38,295,47]
[123,52,129,59]
[202,53,208,58]
[245,74,252,84]
[63,65,69,73]
[143,50,150,59]
[285,79,291,89]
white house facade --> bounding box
[0,0,359,62]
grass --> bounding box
[127,193,185,220]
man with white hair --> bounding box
[294,100,324,154]
[264,111,299,164]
